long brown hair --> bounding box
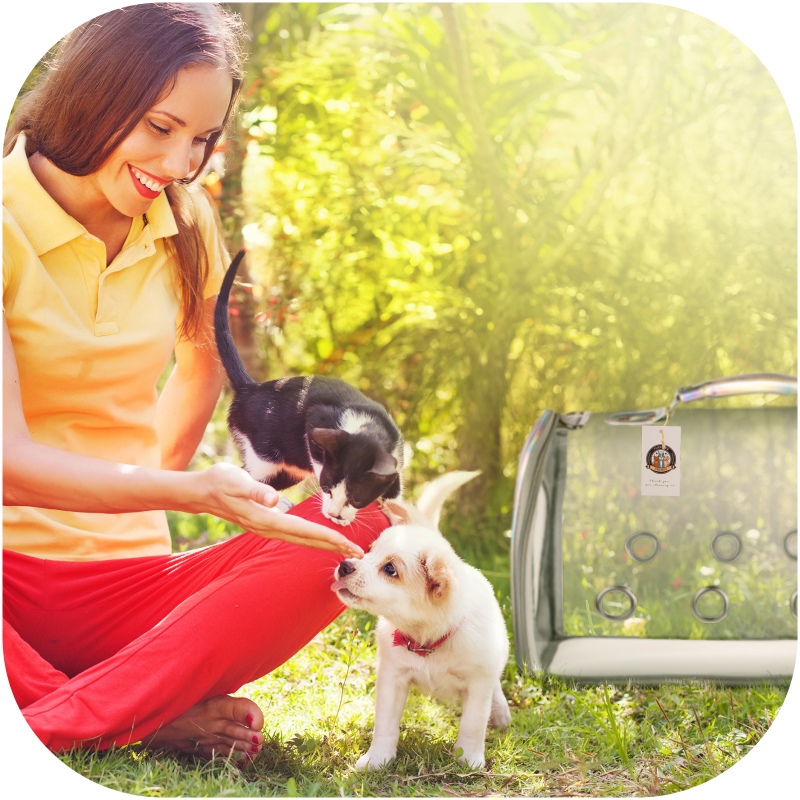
[4,3,245,340]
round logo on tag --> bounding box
[645,444,677,473]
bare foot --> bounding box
[143,695,265,761]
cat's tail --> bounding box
[214,249,255,388]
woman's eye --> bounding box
[382,562,397,578]
[148,120,170,136]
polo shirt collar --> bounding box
[2,133,178,256]
[143,187,179,240]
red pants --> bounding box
[2,497,388,751]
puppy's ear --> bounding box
[382,499,411,525]
[383,499,431,527]
[421,554,453,601]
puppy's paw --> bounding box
[355,748,395,771]
[489,699,512,730]
[456,747,486,770]
[355,754,373,772]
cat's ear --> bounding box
[370,451,397,477]
[311,428,350,454]
[382,473,402,499]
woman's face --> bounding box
[90,65,233,217]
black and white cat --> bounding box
[214,251,404,525]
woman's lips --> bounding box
[129,165,169,199]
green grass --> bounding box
[55,518,790,797]
[55,622,788,796]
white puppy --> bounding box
[332,471,511,771]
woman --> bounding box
[2,3,388,759]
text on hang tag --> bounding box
[641,426,681,496]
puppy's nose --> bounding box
[337,559,356,578]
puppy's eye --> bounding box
[382,562,398,578]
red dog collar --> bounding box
[392,627,456,657]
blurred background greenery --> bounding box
[198,3,796,538]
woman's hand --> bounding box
[193,462,365,558]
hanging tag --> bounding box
[641,426,681,496]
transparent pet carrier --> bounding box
[510,374,797,683]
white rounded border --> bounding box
[1,2,797,800]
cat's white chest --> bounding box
[234,432,309,484]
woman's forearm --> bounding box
[2,431,203,513]
[3,414,364,558]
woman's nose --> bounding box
[161,139,199,181]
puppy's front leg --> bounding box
[454,679,495,770]
[356,661,410,771]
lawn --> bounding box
[49,517,793,798]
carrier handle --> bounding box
[606,373,797,425]
[675,373,797,403]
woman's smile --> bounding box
[129,165,171,199]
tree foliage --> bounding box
[222,3,796,523]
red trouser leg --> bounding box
[2,497,388,751]
[2,621,69,708]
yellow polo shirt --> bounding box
[2,134,227,560]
